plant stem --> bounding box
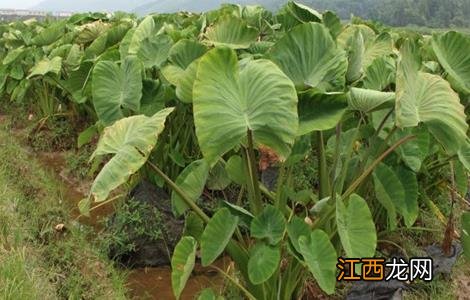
[316,131,330,199]
[342,134,416,200]
[246,129,263,215]
[210,265,257,300]
[146,160,210,223]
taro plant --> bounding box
[13,1,463,299]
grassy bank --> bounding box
[0,117,128,299]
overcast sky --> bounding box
[0,0,41,9]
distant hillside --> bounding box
[33,0,154,12]
[134,0,285,14]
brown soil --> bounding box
[36,149,224,299]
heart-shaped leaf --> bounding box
[171,159,209,217]
[90,108,174,202]
[250,205,286,245]
[205,16,259,49]
[248,242,281,284]
[171,236,197,300]
[396,40,468,153]
[201,208,238,266]
[92,56,143,125]
[336,194,377,258]
[270,22,347,91]
[432,31,470,94]
[193,47,298,165]
[299,230,337,295]
[298,90,348,135]
[372,163,405,230]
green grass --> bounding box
[0,117,128,299]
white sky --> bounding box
[0,0,42,9]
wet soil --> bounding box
[36,150,223,299]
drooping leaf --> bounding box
[205,16,259,49]
[348,88,395,113]
[248,243,281,285]
[27,57,62,79]
[3,47,26,65]
[225,155,245,185]
[372,163,406,230]
[175,59,200,103]
[392,127,430,172]
[396,167,419,227]
[169,39,207,69]
[183,212,204,241]
[286,216,311,255]
[270,22,347,91]
[137,34,173,69]
[92,56,143,125]
[322,11,342,39]
[299,230,337,295]
[336,194,377,258]
[221,201,254,227]
[90,108,174,202]
[458,141,470,172]
[207,161,231,190]
[432,31,470,94]
[31,22,65,46]
[200,208,238,266]
[193,47,298,165]
[363,56,396,91]
[250,205,286,245]
[286,1,322,23]
[298,90,348,135]
[345,28,365,82]
[171,236,197,300]
[172,159,209,217]
[128,16,156,55]
[396,40,468,153]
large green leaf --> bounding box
[286,1,322,23]
[392,127,430,172]
[348,88,395,113]
[90,108,174,202]
[128,15,156,55]
[372,163,406,230]
[458,141,470,172]
[171,160,209,217]
[298,90,348,135]
[270,22,347,91]
[169,39,207,69]
[363,56,396,91]
[3,47,26,65]
[432,31,470,94]
[27,57,62,79]
[137,34,173,69]
[200,208,239,266]
[247,243,281,285]
[286,216,311,255]
[336,194,377,258]
[193,47,298,165]
[462,212,470,260]
[298,230,337,295]
[31,22,65,46]
[92,56,143,125]
[396,167,419,227]
[345,28,365,82]
[225,155,245,185]
[396,40,468,153]
[171,236,197,300]
[205,16,259,49]
[250,205,286,245]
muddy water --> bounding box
[37,151,223,299]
